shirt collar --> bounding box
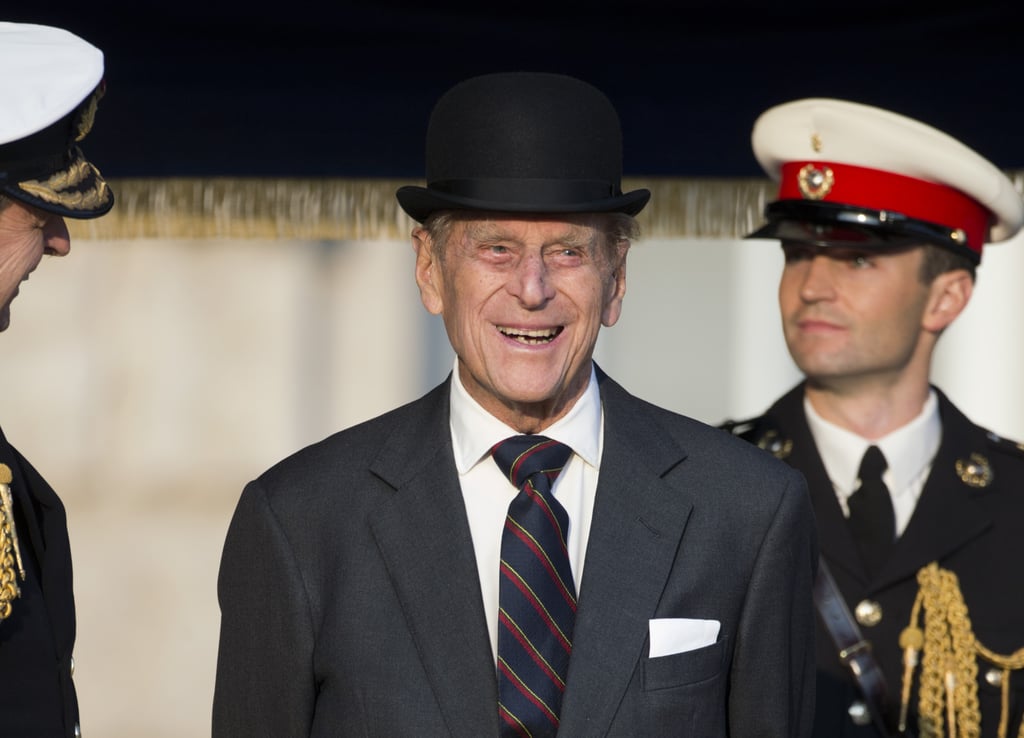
[805,389,941,495]
[449,359,602,474]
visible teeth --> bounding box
[498,326,559,344]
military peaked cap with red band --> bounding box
[747,98,1024,263]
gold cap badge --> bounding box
[797,163,835,200]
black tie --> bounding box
[847,445,896,578]
[492,435,575,738]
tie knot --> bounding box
[858,445,888,484]
[492,435,573,490]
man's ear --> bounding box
[601,241,629,327]
[412,228,444,316]
[923,268,973,333]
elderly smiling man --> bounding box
[213,72,817,738]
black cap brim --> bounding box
[746,200,979,264]
[3,147,114,219]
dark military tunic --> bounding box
[724,383,1024,737]
[0,425,79,737]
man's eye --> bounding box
[852,255,871,268]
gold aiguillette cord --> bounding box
[0,463,25,621]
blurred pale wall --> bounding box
[1,231,1022,737]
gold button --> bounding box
[74,723,81,737]
[855,599,882,627]
[985,668,1003,687]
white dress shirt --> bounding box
[804,390,941,536]
[449,359,603,662]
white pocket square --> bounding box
[648,618,721,658]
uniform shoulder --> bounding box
[940,412,1024,491]
[719,414,768,439]
[982,428,1024,461]
[718,413,794,461]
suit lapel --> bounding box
[366,381,499,737]
[559,374,694,734]
[786,425,867,583]
[757,386,869,582]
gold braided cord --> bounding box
[905,563,1024,738]
[20,155,94,193]
[0,465,21,622]
[59,170,1024,242]
[0,522,18,621]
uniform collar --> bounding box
[804,389,941,495]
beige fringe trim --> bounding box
[69,173,1024,241]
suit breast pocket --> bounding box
[642,636,728,692]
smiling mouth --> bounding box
[497,326,563,345]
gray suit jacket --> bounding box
[213,371,817,737]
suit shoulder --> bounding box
[255,384,447,493]
[637,401,801,483]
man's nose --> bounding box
[44,215,71,257]
[799,255,836,302]
[510,252,555,307]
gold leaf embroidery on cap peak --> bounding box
[74,86,104,142]
[17,158,110,210]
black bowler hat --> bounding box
[396,72,650,222]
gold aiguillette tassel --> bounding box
[0,462,24,621]
[899,623,924,734]
[0,463,25,579]
[945,655,958,738]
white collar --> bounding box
[449,359,602,474]
[804,389,941,495]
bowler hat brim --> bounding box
[396,184,651,223]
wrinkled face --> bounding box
[0,200,71,331]
[414,213,628,430]
[778,242,933,387]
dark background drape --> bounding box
[10,2,1024,179]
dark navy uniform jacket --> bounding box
[0,426,79,737]
[724,383,1024,738]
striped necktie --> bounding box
[492,435,575,738]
